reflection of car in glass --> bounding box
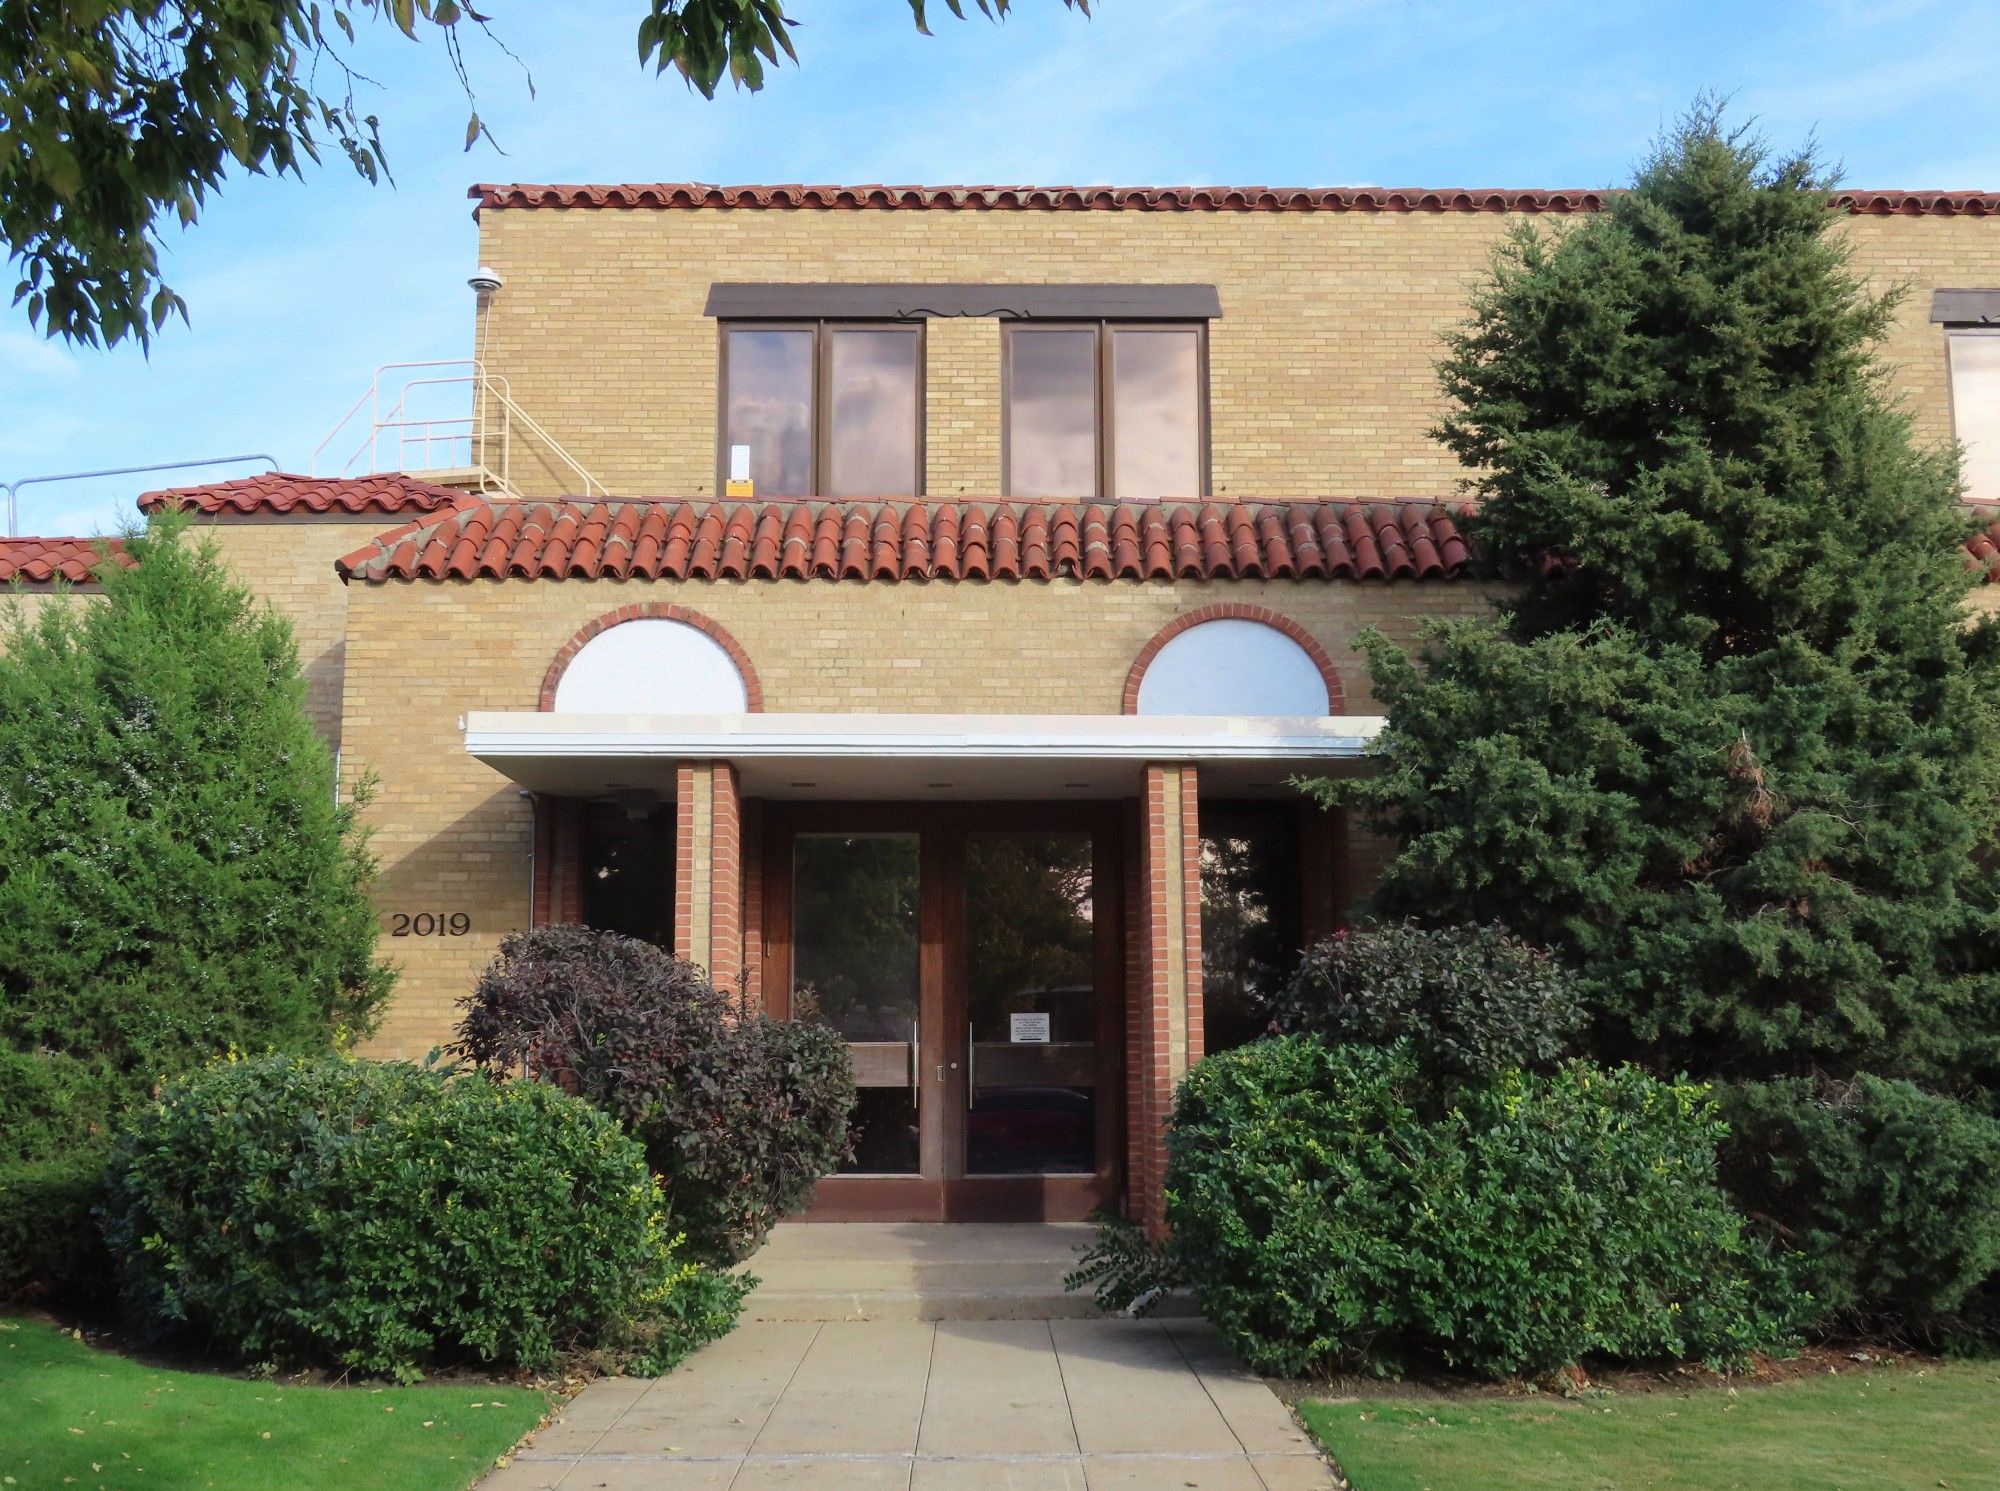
[968,1085,1094,1174]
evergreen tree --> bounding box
[0,516,391,1110]
[1322,106,2000,1099]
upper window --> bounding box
[1003,323,1207,499]
[720,323,922,498]
[1948,329,2000,504]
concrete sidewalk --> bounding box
[485,1318,1336,1489]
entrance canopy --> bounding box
[464,711,1383,799]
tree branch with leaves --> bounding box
[0,0,1085,349]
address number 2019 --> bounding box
[390,912,471,938]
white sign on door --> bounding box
[1010,1012,1051,1044]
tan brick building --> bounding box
[11,181,2000,1229]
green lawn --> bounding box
[0,1318,550,1491]
[1299,1363,2000,1491]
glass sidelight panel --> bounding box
[1199,809,1302,1055]
[964,833,1097,1175]
[581,800,675,949]
[792,834,922,1174]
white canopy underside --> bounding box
[463,712,1385,800]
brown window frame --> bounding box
[1947,326,2000,506]
[1001,320,1211,500]
[716,319,928,499]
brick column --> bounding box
[673,762,744,993]
[1132,763,1204,1238]
[740,797,765,1012]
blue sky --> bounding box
[5,0,1998,536]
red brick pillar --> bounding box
[1132,763,1204,1238]
[672,762,744,993]
[740,797,765,1012]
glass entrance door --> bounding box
[964,833,1099,1176]
[768,805,1119,1221]
[790,834,923,1175]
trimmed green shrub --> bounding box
[0,520,389,1298]
[674,1008,854,1258]
[0,1153,108,1302]
[0,1048,120,1166]
[0,518,389,1088]
[102,1053,744,1380]
[1167,1036,1797,1379]
[1723,1077,2000,1339]
[453,925,854,1263]
[1064,1210,1187,1315]
[1269,922,1584,1086]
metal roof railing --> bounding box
[311,360,605,498]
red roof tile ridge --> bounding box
[139,471,470,517]
[469,183,2000,217]
[0,534,134,585]
[350,492,2000,587]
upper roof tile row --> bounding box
[58,479,2000,588]
[136,472,466,516]
[0,537,133,586]
[467,182,2000,216]
[331,498,1473,585]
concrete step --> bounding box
[744,1284,1105,1322]
[742,1258,1086,1290]
[737,1221,1121,1322]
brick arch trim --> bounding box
[539,603,765,712]
[1122,604,1344,715]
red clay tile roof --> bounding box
[0,536,133,586]
[334,498,1474,585]
[137,472,467,517]
[1966,511,2000,582]
[469,183,2000,217]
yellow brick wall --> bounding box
[200,519,389,748]
[341,573,1499,1056]
[0,587,95,646]
[473,205,2000,500]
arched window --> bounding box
[1129,614,1336,716]
[549,617,751,713]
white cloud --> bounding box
[0,328,80,382]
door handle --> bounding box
[910,1020,920,1112]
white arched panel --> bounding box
[1135,618,1330,717]
[552,619,749,713]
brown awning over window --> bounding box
[703,283,1221,321]
[1933,289,2000,324]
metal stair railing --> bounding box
[310,360,606,497]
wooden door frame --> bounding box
[761,800,1125,1222]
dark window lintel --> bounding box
[705,283,1221,321]
[1933,289,2000,325]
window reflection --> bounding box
[1199,809,1301,1054]
[1112,328,1201,498]
[1950,331,2000,504]
[724,328,813,497]
[792,833,923,1176]
[1006,329,1098,498]
[792,834,921,1042]
[828,329,921,496]
[581,801,675,949]
[965,833,1097,1175]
